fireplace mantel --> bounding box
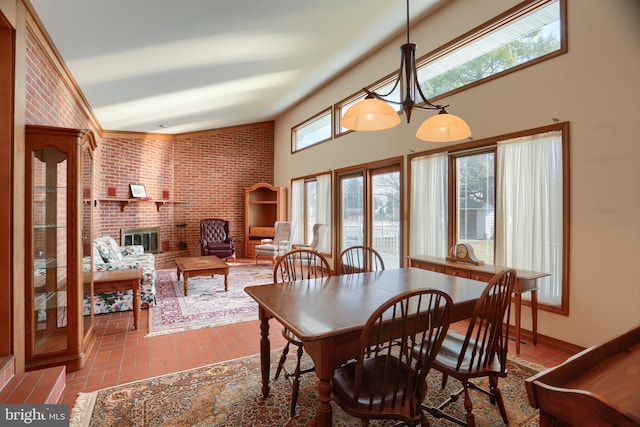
[99,198,186,212]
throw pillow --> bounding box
[94,236,123,263]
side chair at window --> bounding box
[339,245,385,274]
[421,268,517,427]
[272,249,332,417]
[331,288,453,426]
[254,221,294,264]
[292,223,328,253]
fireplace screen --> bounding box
[121,227,159,254]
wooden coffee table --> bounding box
[175,256,229,296]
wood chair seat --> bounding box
[433,332,504,375]
[331,288,453,426]
[333,355,414,409]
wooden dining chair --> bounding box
[272,249,332,417]
[331,288,453,426]
[421,268,517,427]
[339,245,385,274]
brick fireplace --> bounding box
[121,227,160,254]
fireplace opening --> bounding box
[121,227,160,254]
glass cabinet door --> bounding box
[32,146,69,355]
[81,142,94,342]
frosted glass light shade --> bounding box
[416,112,471,142]
[341,98,401,131]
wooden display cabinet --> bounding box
[244,182,287,257]
[25,125,97,372]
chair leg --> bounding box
[462,385,476,427]
[441,373,449,389]
[419,410,431,427]
[489,376,508,423]
[290,344,304,417]
[274,342,290,380]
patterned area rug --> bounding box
[70,351,541,426]
[147,263,273,337]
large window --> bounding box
[454,151,496,265]
[291,173,332,254]
[409,123,569,313]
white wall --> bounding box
[273,0,640,348]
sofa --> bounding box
[83,235,156,315]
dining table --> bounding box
[244,267,489,427]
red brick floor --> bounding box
[61,265,582,407]
[61,310,288,406]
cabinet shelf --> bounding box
[244,183,287,258]
[34,224,66,229]
[99,198,186,212]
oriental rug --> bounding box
[147,263,273,337]
[70,351,542,426]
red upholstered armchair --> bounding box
[200,218,236,262]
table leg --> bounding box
[315,377,333,426]
[531,289,538,346]
[176,266,181,280]
[224,272,228,292]
[258,308,271,398]
[183,273,189,296]
[514,292,522,354]
[305,340,335,427]
[133,279,141,330]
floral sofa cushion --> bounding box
[83,236,156,315]
[94,235,124,263]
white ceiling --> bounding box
[29,0,443,134]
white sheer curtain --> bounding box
[316,174,332,253]
[290,175,331,254]
[410,153,448,257]
[495,131,563,306]
[290,179,304,245]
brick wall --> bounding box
[25,28,277,267]
[97,125,275,265]
[25,30,93,130]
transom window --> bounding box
[292,108,332,152]
[335,0,565,137]
[417,0,563,100]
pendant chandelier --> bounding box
[341,0,471,142]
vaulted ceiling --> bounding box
[29,0,443,134]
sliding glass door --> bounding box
[337,161,402,268]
